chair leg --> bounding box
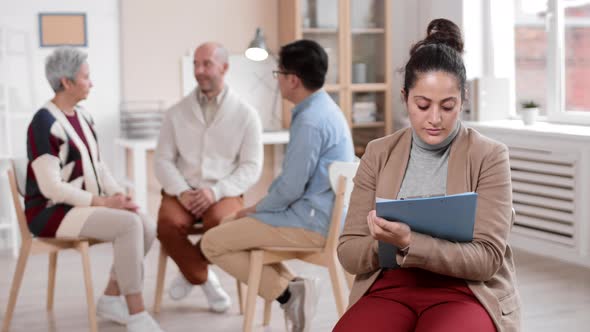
[243,250,264,332]
[78,241,98,332]
[262,300,272,326]
[236,279,245,315]
[47,252,58,311]
[344,270,354,290]
[153,246,168,313]
[327,254,348,317]
[1,239,32,332]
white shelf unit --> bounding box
[1,26,11,159]
[467,121,590,267]
[0,26,19,257]
[0,25,32,257]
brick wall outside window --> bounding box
[515,5,590,113]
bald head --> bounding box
[193,42,229,98]
[195,42,228,65]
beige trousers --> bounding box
[78,207,156,294]
[201,217,325,301]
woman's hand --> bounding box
[92,194,139,212]
[367,210,411,248]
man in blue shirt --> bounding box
[201,39,354,331]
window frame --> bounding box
[515,0,590,125]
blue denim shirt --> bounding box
[251,90,354,237]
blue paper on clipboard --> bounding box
[376,192,478,268]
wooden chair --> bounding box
[2,159,103,332]
[238,161,359,332]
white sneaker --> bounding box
[96,295,129,325]
[127,311,165,332]
[200,269,231,313]
[281,277,320,332]
[168,273,194,301]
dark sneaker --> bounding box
[280,277,320,332]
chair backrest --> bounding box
[12,158,28,196]
[8,159,33,241]
[328,161,359,209]
[325,161,359,251]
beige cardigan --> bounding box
[338,126,521,332]
[154,87,263,200]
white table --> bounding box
[115,130,290,213]
[114,138,156,213]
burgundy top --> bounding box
[65,112,91,153]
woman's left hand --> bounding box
[367,210,411,248]
[113,193,139,213]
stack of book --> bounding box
[120,101,165,139]
[352,101,377,124]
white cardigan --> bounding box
[154,87,263,200]
[28,101,125,238]
[32,102,125,206]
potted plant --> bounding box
[520,100,540,125]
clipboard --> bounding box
[376,192,478,268]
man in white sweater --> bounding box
[154,42,263,312]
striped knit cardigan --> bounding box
[25,101,124,238]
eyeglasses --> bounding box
[272,70,293,78]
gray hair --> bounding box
[45,47,88,93]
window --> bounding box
[514,1,548,115]
[564,3,590,112]
[514,0,590,124]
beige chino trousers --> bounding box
[78,207,155,294]
[201,217,325,301]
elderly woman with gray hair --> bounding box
[25,47,165,332]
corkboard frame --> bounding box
[38,13,87,47]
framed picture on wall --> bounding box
[38,13,87,47]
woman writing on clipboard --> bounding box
[334,19,520,332]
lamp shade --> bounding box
[245,27,269,61]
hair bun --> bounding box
[410,18,464,56]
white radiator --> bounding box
[508,146,577,247]
[467,121,590,267]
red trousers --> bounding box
[156,192,243,284]
[333,268,496,332]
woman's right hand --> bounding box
[92,194,139,212]
[367,210,412,249]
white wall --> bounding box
[390,0,420,130]
[416,0,464,31]
[0,0,120,249]
[119,0,279,108]
[462,0,485,79]
[0,0,120,164]
[413,0,485,79]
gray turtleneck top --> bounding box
[397,122,461,199]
